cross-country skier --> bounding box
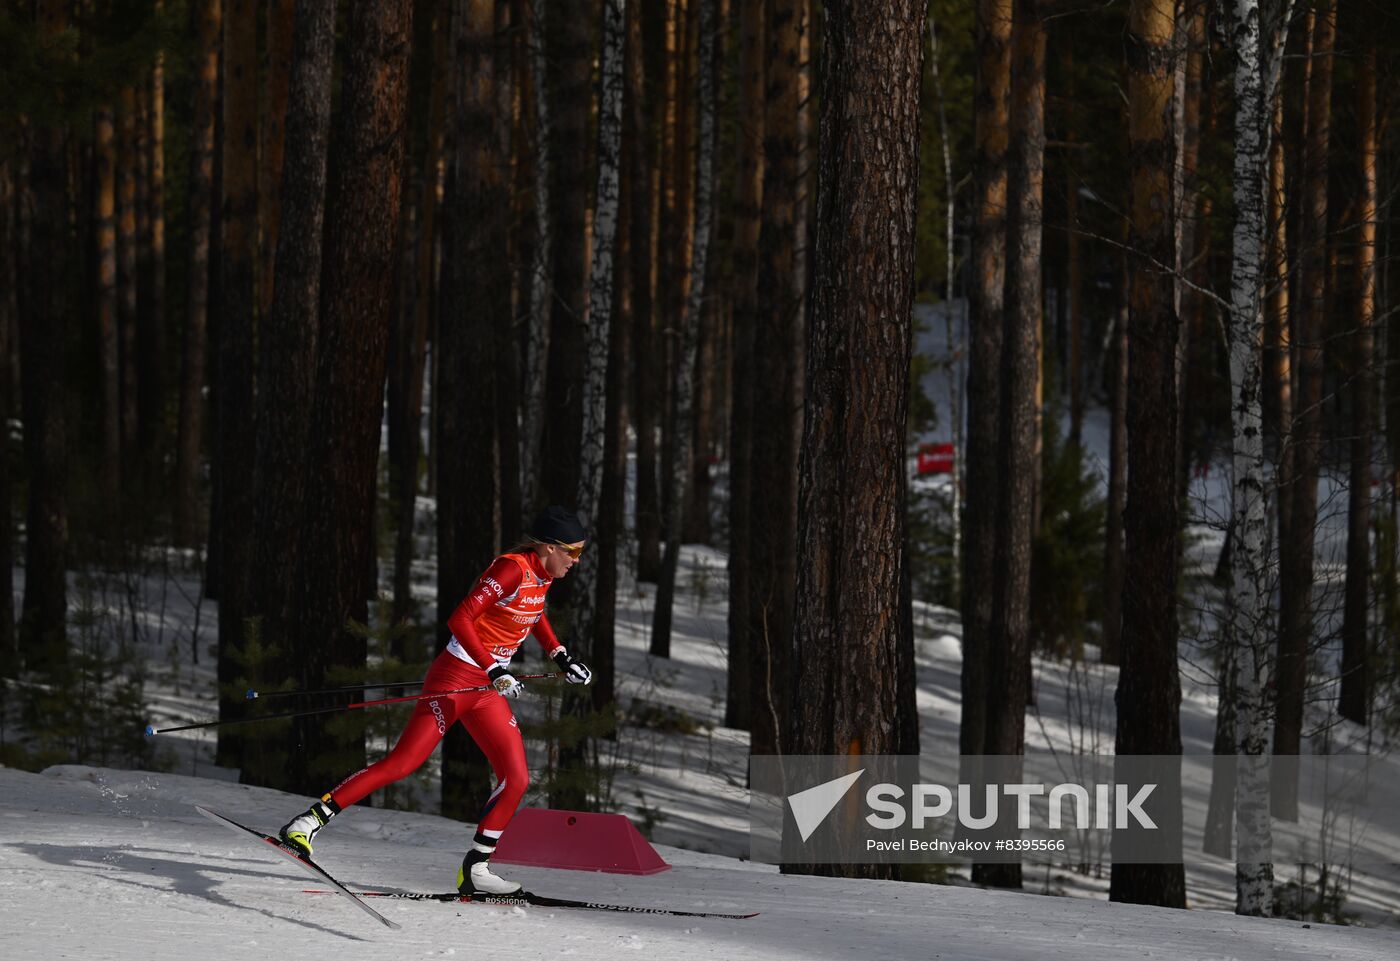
[277,505,594,896]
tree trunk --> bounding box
[1274,0,1333,821]
[746,0,803,757]
[979,0,1043,892]
[392,0,450,638]
[1173,3,1204,498]
[0,158,16,675]
[652,0,716,660]
[144,27,168,466]
[241,0,338,789]
[118,86,140,465]
[633,0,666,583]
[928,10,961,605]
[285,0,413,795]
[1265,34,1293,553]
[1339,27,1376,727]
[540,0,594,516]
[574,0,627,653]
[1110,0,1185,910]
[439,0,505,819]
[175,0,221,549]
[97,104,123,504]
[786,0,923,880]
[958,0,1011,856]
[1063,36,1083,447]
[725,0,763,731]
[18,0,71,673]
[520,0,553,516]
[215,0,260,768]
[1224,0,1283,916]
[1102,235,1130,667]
[259,0,297,321]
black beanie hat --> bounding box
[529,506,586,545]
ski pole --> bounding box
[145,673,564,736]
[246,680,423,700]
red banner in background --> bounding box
[917,442,955,475]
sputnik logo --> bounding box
[787,769,865,842]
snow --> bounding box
[4,763,1398,959]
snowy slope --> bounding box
[3,763,1397,961]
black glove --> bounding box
[487,664,525,699]
[552,649,593,686]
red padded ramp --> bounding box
[492,807,671,875]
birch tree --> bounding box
[573,0,628,661]
[520,0,552,514]
[1224,0,1292,919]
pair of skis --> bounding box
[195,806,757,929]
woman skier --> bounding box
[277,505,593,895]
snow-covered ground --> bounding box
[4,763,1398,960]
[1,301,1397,956]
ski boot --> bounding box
[457,837,522,895]
[278,796,340,858]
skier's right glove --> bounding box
[487,665,525,699]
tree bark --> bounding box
[259,0,297,321]
[144,25,168,466]
[959,0,1011,811]
[633,0,666,583]
[0,158,16,675]
[787,0,923,880]
[979,0,1044,891]
[1224,0,1284,917]
[929,10,961,604]
[1110,0,1185,910]
[1274,0,1333,821]
[574,0,628,655]
[175,0,221,549]
[1339,26,1376,727]
[746,0,803,758]
[215,0,260,767]
[19,0,72,673]
[241,0,338,789]
[1102,235,1130,667]
[285,0,413,795]
[439,0,505,819]
[540,0,594,515]
[652,0,716,659]
[520,0,553,515]
[391,0,450,638]
[725,0,764,730]
[118,86,140,464]
[97,104,123,504]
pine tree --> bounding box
[1111,0,1185,909]
[787,0,924,881]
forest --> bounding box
[2,0,1400,921]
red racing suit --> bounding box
[325,552,563,838]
